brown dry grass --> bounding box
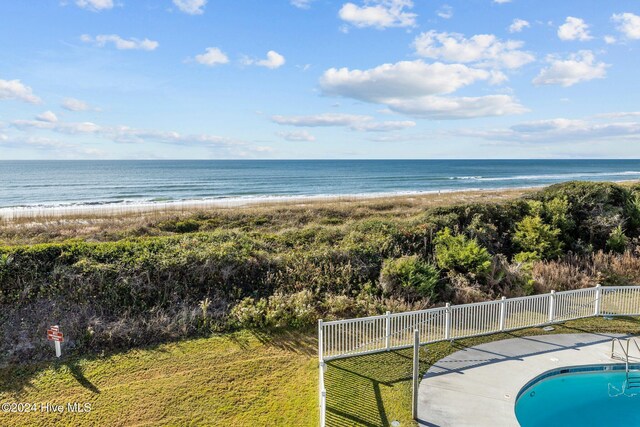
[0,188,533,246]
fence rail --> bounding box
[318,285,640,426]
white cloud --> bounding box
[290,0,314,9]
[499,118,640,142]
[437,4,453,19]
[493,0,511,3]
[320,59,526,119]
[509,19,530,33]
[173,0,207,15]
[271,113,416,131]
[11,119,242,148]
[533,50,608,87]
[0,79,42,104]
[355,120,416,131]
[593,111,640,119]
[273,113,371,127]
[81,34,159,51]
[36,111,58,123]
[321,60,492,100]
[604,35,617,44]
[413,31,534,69]
[254,51,286,69]
[557,17,592,41]
[61,98,96,112]
[612,13,640,40]
[194,47,229,66]
[75,0,113,11]
[0,134,106,157]
[380,95,527,119]
[276,130,316,141]
[339,0,417,29]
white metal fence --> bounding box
[317,285,640,426]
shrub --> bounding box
[158,218,201,233]
[544,197,574,232]
[534,181,639,249]
[446,272,489,304]
[606,225,629,253]
[230,290,318,329]
[229,297,269,328]
[379,256,441,301]
[434,228,492,275]
[513,216,562,260]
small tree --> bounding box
[606,225,628,253]
[434,228,492,275]
[513,215,563,260]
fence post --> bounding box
[318,319,324,363]
[594,284,602,316]
[445,303,451,340]
[318,319,326,427]
[548,290,556,323]
[385,311,391,350]
[412,329,420,420]
[499,296,507,331]
[320,388,326,427]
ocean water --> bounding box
[1,159,640,208]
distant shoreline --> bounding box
[1,179,638,223]
[0,186,537,222]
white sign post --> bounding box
[47,325,64,358]
[412,329,420,420]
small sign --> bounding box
[47,326,64,342]
[47,325,63,357]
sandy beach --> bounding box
[0,186,537,223]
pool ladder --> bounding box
[611,337,640,389]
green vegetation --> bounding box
[380,256,441,301]
[325,316,640,426]
[434,227,492,275]
[1,317,637,426]
[3,181,640,365]
[0,330,318,427]
[513,215,563,260]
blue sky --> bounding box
[1,0,640,159]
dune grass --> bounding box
[2,316,639,427]
[0,188,532,246]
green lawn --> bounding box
[323,316,640,427]
[1,317,639,427]
[0,331,319,426]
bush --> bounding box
[230,290,318,329]
[606,225,629,253]
[159,219,201,233]
[379,256,441,301]
[513,216,562,260]
[434,228,492,275]
[534,181,640,250]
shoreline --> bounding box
[0,186,539,222]
[1,178,638,223]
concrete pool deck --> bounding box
[417,332,631,427]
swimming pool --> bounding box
[515,364,640,426]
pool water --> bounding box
[515,367,640,426]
